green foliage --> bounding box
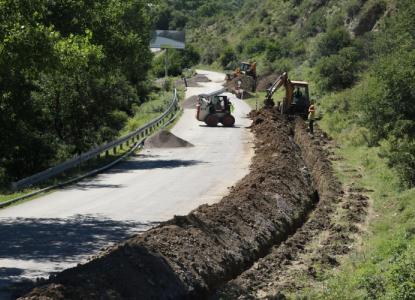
[346,0,363,17]
[379,141,415,188]
[152,44,200,77]
[218,45,237,69]
[316,26,352,58]
[197,2,224,17]
[298,8,327,38]
[358,50,415,143]
[265,41,281,62]
[279,37,294,58]
[0,0,154,186]
[315,47,360,91]
[266,57,293,75]
[243,38,266,56]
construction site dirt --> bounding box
[223,73,281,93]
[14,107,368,300]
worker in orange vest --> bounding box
[308,104,315,136]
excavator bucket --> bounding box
[264,98,275,107]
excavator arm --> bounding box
[263,72,293,112]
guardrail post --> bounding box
[78,164,81,172]
[113,147,116,155]
[97,154,100,162]
[106,150,109,159]
[11,182,17,192]
[88,159,91,167]
[120,143,123,150]
[126,140,129,147]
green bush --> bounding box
[272,57,293,75]
[243,38,266,56]
[298,8,326,37]
[328,11,345,30]
[280,37,294,58]
[346,0,362,17]
[292,40,306,56]
[218,45,237,68]
[380,141,415,188]
[316,26,352,58]
[265,41,281,62]
[315,47,360,91]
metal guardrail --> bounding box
[11,89,180,192]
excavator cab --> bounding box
[289,81,310,114]
[234,62,257,78]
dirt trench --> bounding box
[17,108,339,300]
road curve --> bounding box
[0,70,254,296]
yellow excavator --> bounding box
[234,62,257,78]
[263,72,310,115]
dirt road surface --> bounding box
[0,70,254,299]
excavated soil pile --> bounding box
[256,73,280,92]
[18,109,340,300]
[181,95,198,109]
[223,74,256,92]
[212,118,355,299]
[175,75,210,88]
[144,130,193,149]
[240,90,255,99]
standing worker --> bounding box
[308,104,315,136]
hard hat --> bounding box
[310,105,314,109]
[227,96,230,100]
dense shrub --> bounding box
[218,45,237,68]
[265,41,281,62]
[346,0,362,17]
[315,47,360,91]
[280,37,294,58]
[243,38,266,56]
[316,26,352,57]
[298,8,327,37]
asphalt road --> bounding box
[0,70,254,297]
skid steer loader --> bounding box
[195,87,238,127]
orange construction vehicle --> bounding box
[234,62,257,79]
[263,72,310,115]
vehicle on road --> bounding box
[195,87,238,127]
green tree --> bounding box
[315,47,360,91]
[218,45,237,68]
[316,26,352,58]
[265,41,281,62]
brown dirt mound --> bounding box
[17,110,341,300]
[181,95,198,109]
[176,75,210,88]
[223,74,255,92]
[240,90,255,99]
[144,130,193,149]
[256,73,280,92]
[192,74,210,82]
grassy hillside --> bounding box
[153,0,415,298]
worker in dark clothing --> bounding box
[294,87,302,98]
